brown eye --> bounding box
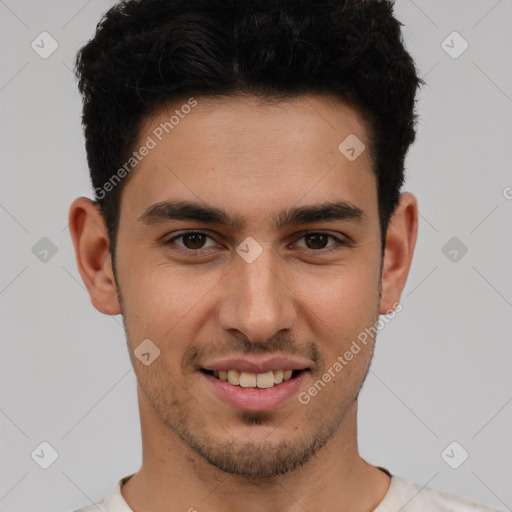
[166,231,216,251]
[304,233,330,250]
[294,232,343,251]
[181,232,207,249]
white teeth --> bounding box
[210,369,299,388]
[239,371,257,388]
[227,369,240,386]
[256,371,275,389]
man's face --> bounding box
[114,94,384,476]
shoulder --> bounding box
[376,475,505,512]
[71,474,135,512]
[72,505,106,512]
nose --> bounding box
[217,245,297,343]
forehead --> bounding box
[120,93,378,229]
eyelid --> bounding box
[165,230,218,249]
[291,231,347,251]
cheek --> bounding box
[297,261,381,331]
[119,263,220,363]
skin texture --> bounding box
[69,94,418,512]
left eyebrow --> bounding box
[138,199,367,231]
[275,201,367,230]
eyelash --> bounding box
[164,230,347,255]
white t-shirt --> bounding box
[73,471,504,512]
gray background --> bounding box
[1,1,511,511]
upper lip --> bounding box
[201,356,310,374]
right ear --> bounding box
[68,197,122,315]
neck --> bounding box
[121,390,390,512]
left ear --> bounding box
[379,192,418,314]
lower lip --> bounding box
[201,371,307,412]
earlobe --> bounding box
[379,192,418,315]
[68,197,122,316]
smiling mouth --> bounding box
[201,369,306,389]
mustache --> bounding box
[182,332,322,370]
